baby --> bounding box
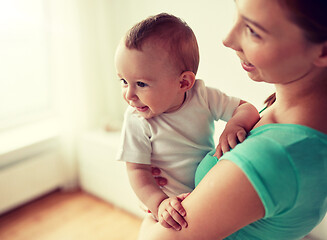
[115,13,259,230]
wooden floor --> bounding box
[0,190,142,240]
[0,190,318,240]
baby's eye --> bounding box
[120,78,128,85]
[137,81,148,87]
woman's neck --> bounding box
[257,70,327,133]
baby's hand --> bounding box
[214,124,247,158]
[157,193,190,231]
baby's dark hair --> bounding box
[125,13,200,75]
[265,0,327,108]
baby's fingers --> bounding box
[219,137,230,154]
[160,210,183,231]
[167,204,187,229]
[237,129,247,143]
[213,144,223,158]
[177,192,191,202]
[227,134,238,149]
[158,214,172,229]
[170,198,186,217]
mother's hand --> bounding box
[151,167,168,187]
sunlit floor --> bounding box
[0,190,142,240]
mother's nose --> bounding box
[222,24,242,52]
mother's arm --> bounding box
[139,160,265,240]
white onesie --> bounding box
[116,79,240,196]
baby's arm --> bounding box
[126,162,187,230]
[215,100,259,158]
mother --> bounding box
[138,0,327,239]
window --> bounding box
[0,0,52,130]
[0,0,58,158]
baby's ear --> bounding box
[179,71,196,91]
[313,41,327,67]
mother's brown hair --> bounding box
[265,0,327,107]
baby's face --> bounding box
[114,42,185,119]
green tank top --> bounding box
[195,124,327,240]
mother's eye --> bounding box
[245,24,261,39]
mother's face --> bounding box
[223,0,322,85]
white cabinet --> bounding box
[77,130,145,218]
[0,138,63,214]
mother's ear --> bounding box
[179,71,196,91]
[313,41,327,67]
